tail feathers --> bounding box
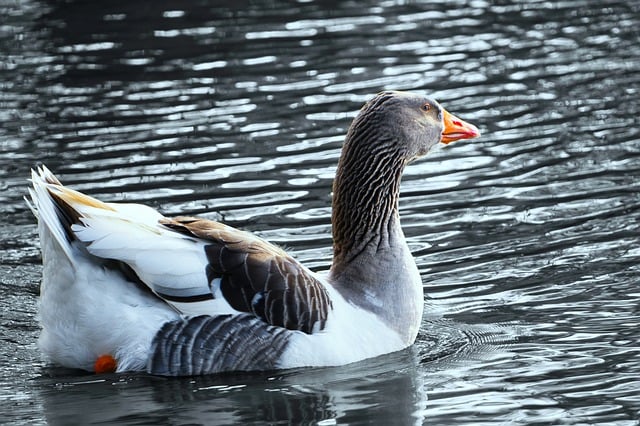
[28,166,127,260]
[28,166,78,262]
[28,166,168,263]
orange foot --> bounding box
[94,354,117,374]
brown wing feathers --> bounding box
[161,216,332,334]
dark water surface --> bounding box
[2,0,640,424]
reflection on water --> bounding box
[36,351,427,425]
[1,0,640,424]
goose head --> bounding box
[344,90,480,162]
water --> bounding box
[1,0,639,424]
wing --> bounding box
[35,170,332,335]
[160,216,333,334]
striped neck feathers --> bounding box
[330,112,409,272]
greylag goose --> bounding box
[27,91,479,375]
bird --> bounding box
[27,91,480,376]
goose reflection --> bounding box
[37,349,426,425]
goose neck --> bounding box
[330,139,407,271]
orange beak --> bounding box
[441,108,480,144]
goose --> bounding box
[27,91,480,376]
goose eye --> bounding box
[421,103,431,112]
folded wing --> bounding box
[35,167,333,335]
[160,216,332,334]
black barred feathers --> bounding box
[148,314,290,376]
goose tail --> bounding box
[27,165,88,262]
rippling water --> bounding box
[2,0,640,424]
